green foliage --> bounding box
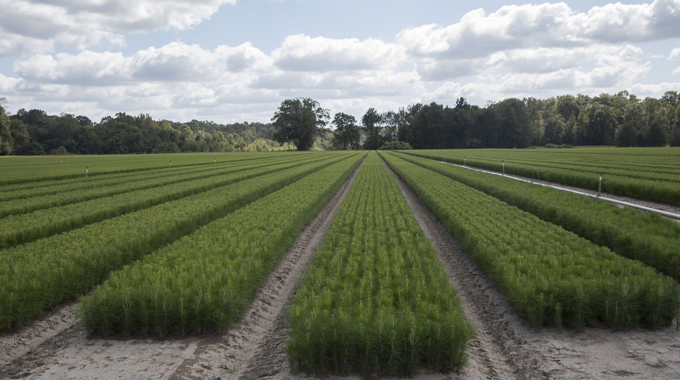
[615,122,638,147]
[0,156,328,249]
[272,98,330,150]
[330,112,361,150]
[395,153,680,281]
[0,153,353,330]
[378,141,412,150]
[0,151,282,186]
[287,153,471,376]
[241,138,296,152]
[361,108,383,150]
[0,155,310,218]
[80,153,364,336]
[544,143,573,148]
[407,148,680,205]
[382,152,679,330]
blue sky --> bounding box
[1,0,680,123]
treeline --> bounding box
[357,91,680,150]
[3,90,680,155]
[0,104,295,156]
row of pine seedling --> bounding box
[395,152,680,281]
[0,153,356,329]
[407,150,680,205]
[287,153,471,375]
[382,152,679,329]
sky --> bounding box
[1,0,680,124]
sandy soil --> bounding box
[397,152,680,218]
[0,156,366,380]
[3,154,680,380]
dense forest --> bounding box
[1,90,679,155]
[370,91,680,150]
[0,102,299,155]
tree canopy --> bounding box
[271,98,330,151]
[330,112,361,150]
[2,90,680,155]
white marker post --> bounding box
[598,171,602,197]
[464,156,466,166]
[86,166,89,177]
[214,158,216,164]
[502,160,505,175]
[169,161,171,167]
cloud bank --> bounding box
[1,0,680,122]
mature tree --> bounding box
[382,108,408,143]
[330,112,361,150]
[544,114,566,144]
[361,107,383,150]
[0,98,12,155]
[271,98,329,150]
[587,104,617,145]
[615,122,637,147]
[647,117,667,147]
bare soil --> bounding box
[0,156,365,380]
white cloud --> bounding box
[13,41,272,86]
[673,66,680,75]
[3,1,680,122]
[0,0,235,57]
[397,1,680,59]
[272,35,404,72]
[671,46,680,60]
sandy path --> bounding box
[397,152,680,217]
[0,157,365,380]
[382,155,680,380]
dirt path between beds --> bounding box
[0,157,365,380]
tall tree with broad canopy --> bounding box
[362,107,383,150]
[331,112,361,150]
[271,97,329,150]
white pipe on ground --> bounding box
[399,153,680,220]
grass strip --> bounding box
[394,153,680,281]
[286,153,472,376]
[382,152,679,330]
[80,152,366,337]
[0,154,351,330]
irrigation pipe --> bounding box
[397,152,680,221]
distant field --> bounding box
[405,147,680,205]
[0,151,305,185]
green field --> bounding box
[405,147,680,205]
[1,148,679,377]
